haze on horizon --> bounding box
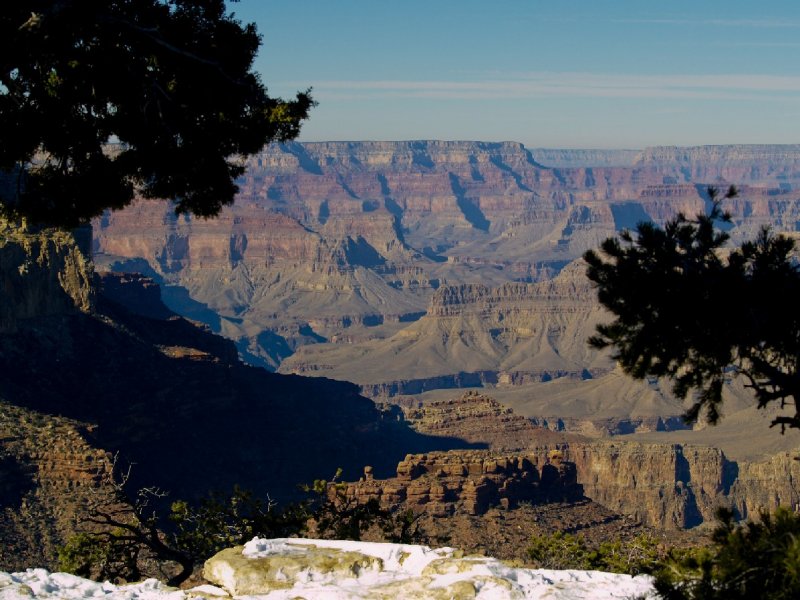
[231,0,800,149]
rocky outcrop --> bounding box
[0,402,117,572]
[398,392,579,450]
[336,449,581,517]
[730,451,800,519]
[392,393,800,530]
[562,441,800,529]
[558,442,724,529]
[0,219,94,332]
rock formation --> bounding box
[279,260,612,398]
[91,142,800,424]
[0,219,94,332]
[397,392,581,449]
[0,402,117,572]
[336,449,581,517]
[389,393,800,530]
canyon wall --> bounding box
[279,259,613,397]
[393,394,800,530]
[88,140,800,514]
[0,227,485,569]
[337,449,581,517]
[0,220,94,332]
[93,142,800,398]
[336,440,800,530]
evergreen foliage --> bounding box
[60,469,424,584]
[527,531,663,575]
[0,1,314,227]
[585,186,800,431]
[654,507,800,600]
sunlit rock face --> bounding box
[0,220,94,333]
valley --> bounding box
[93,141,800,446]
[4,141,800,576]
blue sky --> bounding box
[230,0,800,148]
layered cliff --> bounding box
[336,449,581,517]
[0,402,117,572]
[279,259,612,397]
[93,142,800,396]
[0,220,93,332]
[390,393,800,530]
[398,392,580,450]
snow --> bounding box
[0,569,186,599]
[0,538,658,599]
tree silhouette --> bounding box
[585,186,800,431]
[0,1,314,227]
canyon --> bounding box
[5,141,800,572]
[93,141,800,441]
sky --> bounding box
[229,0,800,149]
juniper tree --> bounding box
[585,186,800,431]
[0,1,314,227]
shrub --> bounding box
[527,531,664,574]
[59,468,424,584]
[58,529,140,582]
[527,531,595,570]
[59,485,312,585]
[654,507,800,600]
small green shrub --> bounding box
[528,531,664,574]
[596,534,663,575]
[58,529,141,583]
[528,531,595,570]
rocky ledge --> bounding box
[398,392,579,449]
[335,449,581,517]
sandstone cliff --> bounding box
[0,219,94,332]
[391,393,800,530]
[336,449,581,517]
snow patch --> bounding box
[1,538,658,599]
